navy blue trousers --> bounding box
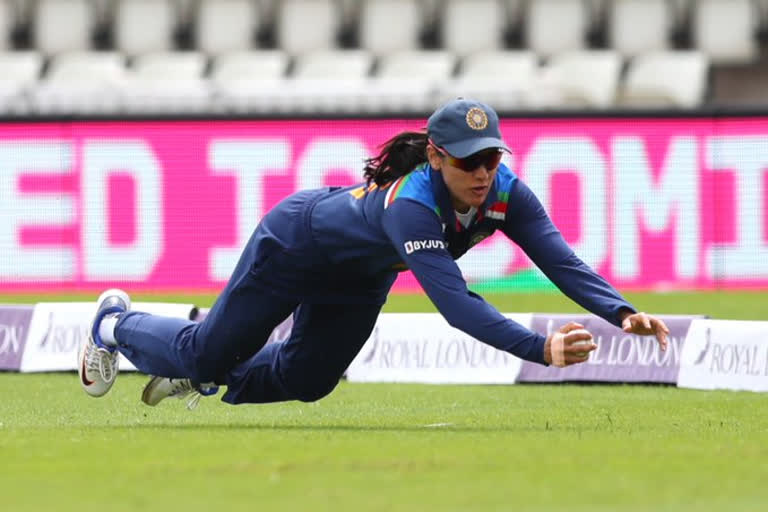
[116,294,381,404]
[114,190,383,404]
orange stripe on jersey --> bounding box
[384,174,412,208]
[349,183,379,200]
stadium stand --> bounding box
[373,49,456,111]
[440,50,536,110]
[122,50,210,112]
[693,0,758,64]
[619,50,709,108]
[525,0,589,57]
[0,51,42,112]
[293,49,372,78]
[33,0,94,55]
[0,0,14,51]
[276,0,338,54]
[114,0,177,56]
[441,0,505,56]
[290,49,374,112]
[33,50,125,113]
[358,0,422,55]
[607,0,672,57]
[194,0,259,56]
[0,0,766,113]
[534,49,622,108]
[210,49,288,112]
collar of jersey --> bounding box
[428,165,499,232]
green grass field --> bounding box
[2,290,768,511]
[3,289,768,319]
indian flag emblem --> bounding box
[486,201,507,220]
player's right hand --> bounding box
[543,322,597,368]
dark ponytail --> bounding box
[363,131,429,186]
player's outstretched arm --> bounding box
[502,180,636,327]
[382,199,548,364]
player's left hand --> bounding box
[621,312,670,351]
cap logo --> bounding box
[466,107,488,130]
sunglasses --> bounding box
[432,144,504,173]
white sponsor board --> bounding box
[678,319,768,392]
[20,302,196,372]
[345,313,530,384]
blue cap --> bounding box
[427,98,510,158]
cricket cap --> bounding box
[426,98,510,158]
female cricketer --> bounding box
[78,98,670,408]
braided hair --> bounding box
[363,130,429,186]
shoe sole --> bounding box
[141,376,163,406]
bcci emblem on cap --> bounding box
[466,107,489,130]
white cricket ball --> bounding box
[569,328,594,357]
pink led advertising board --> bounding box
[1,117,767,293]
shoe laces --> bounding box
[86,344,118,383]
[166,379,208,410]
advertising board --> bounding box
[2,117,766,292]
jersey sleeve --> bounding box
[382,198,547,365]
[502,180,635,326]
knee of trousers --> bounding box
[291,377,340,403]
[186,346,241,384]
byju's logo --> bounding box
[404,239,445,254]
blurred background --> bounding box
[0,0,766,114]
[2,0,768,297]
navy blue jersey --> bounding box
[248,163,634,365]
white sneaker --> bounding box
[142,377,219,410]
[78,288,131,397]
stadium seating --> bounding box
[293,49,373,79]
[358,0,422,55]
[33,51,125,113]
[276,0,338,55]
[378,50,455,80]
[33,0,94,55]
[212,49,289,82]
[210,49,289,112]
[608,0,672,57]
[114,0,177,56]
[195,0,259,55]
[693,0,758,64]
[122,51,210,112]
[0,51,43,113]
[504,0,526,31]
[525,0,589,57]
[534,50,622,108]
[0,0,762,113]
[372,50,456,111]
[90,0,112,24]
[0,0,12,51]
[619,50,709,108]
[441,0,505,56]
[440,50,537,110]
[288,50,374,112]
